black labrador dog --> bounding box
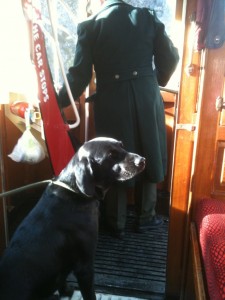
[0,137,145,300]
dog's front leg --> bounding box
[76,268,96,300]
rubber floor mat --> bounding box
[66,210,168,300]
[95,212,168,299]
[62,291,148,300]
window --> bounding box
[40,0,181,91]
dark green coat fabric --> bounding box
[59,0,179,183]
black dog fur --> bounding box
[0,137,145,300]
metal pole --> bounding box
[0,105,9,246]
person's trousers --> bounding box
[103,180,157,230]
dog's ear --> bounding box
[74,157,95,196]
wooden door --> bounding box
[183,40,225,300]
[191,44,225,203]
[165,0,200,297]
[165,1,225,296]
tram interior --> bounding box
[0,1,179,299]
[1,0,225,299]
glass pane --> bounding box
[40,0,87,91]
[124,0,181,91]
[40,0,181,91]
[124,0,176,37]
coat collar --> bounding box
[103,0,126,9]
[88,0,127,21]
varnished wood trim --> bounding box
[190,222,206,300]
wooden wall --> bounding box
[0,104,53,254]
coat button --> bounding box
[214,35,221,45]
[115,74,120,79]
[133,71,138,76]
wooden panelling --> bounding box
[166,0,201,298]
[192,44,225,205]
[0,105,53,253]
[212,141,225,196]
[160,90,178,192]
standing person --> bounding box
[58,0,179,239]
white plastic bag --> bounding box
[8,129,45,164]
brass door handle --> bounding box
[215,96,225,111]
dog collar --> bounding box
[51,180,79,194]
[51,180,105,200]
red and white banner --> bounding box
[21,0,75,175]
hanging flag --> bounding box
[21,0,76,176]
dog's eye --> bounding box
[119,141,124,148]
[108,150,119,159]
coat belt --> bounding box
[96,66,154,83]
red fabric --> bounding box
[195,198,225,300]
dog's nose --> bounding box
[135,156,146,168]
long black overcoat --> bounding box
[59,0,179,183]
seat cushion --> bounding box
[195,198,225,300]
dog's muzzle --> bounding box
[134,156,146,170]
[114,153,146,181]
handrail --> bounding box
[46,0,80,129]
[160,86,179,94]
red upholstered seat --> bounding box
[195,198,225,300]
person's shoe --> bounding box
[135,215,164,233]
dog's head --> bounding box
[59,137,145,198]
